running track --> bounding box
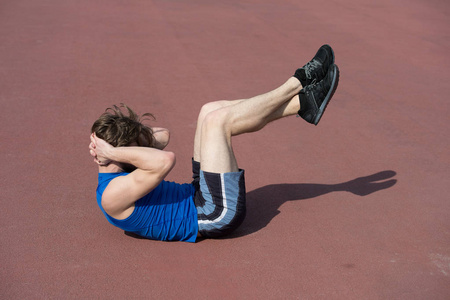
[1,0,449,299]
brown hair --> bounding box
[91,104,155,148]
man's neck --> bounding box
[98,162,124,173]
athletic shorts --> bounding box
[192,160,246,238]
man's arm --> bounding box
[90,134,176,217]
[151,127,170,150]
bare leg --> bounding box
[193,99,244,162]
[194,77,302,173]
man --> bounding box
[89,45,339,242]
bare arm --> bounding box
[151,127,170,150]
[90,134,176,217]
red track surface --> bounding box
[1,0,449,299]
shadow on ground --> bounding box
[226,170,397,238]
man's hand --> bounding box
[89,133,113,166]
[89,133,176,218]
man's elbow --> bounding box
[161,151,176,173]
[152,128,170,150]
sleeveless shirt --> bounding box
[96,172,198,242]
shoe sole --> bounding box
[313,64,339,125]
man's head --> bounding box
[91,104,155,148]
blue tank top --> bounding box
[96,172,198,242]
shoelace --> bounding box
[304,59,321,78]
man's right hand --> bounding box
[89,133,113,166]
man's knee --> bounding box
[198,101,229,121]
[201,107,233,135]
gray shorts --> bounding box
[192,160,246,238]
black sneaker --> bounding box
[294,44,335,87]
[298,64,339,125]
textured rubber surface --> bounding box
[1,0,449,299]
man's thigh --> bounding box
[199,108,239,173]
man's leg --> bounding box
[197,77,301,173]
[193,94,301,163]
[193,44,338,164]
[193,99,243,162]
[193,46,339,237]
[192,78,301,238]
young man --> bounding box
[89,45,339,242]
